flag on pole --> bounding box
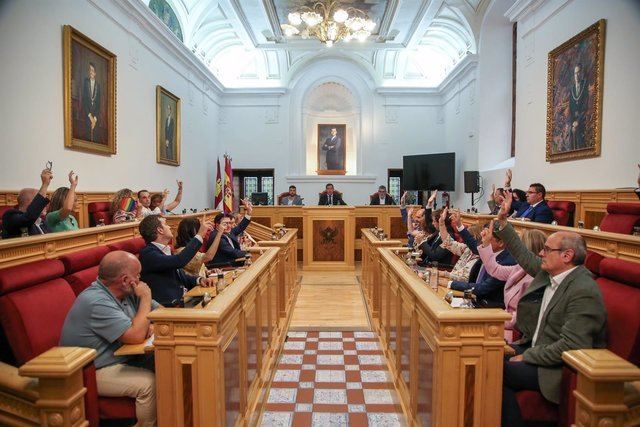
[223,154,233,213]
[214,157,222,209]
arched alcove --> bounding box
[288,57,375,177]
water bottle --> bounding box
[432,261,439,289]
[20,227,29,238]
[97,219,106,227]
[271,232,278,240]
[244,255,253,267]
[216,273,226,293]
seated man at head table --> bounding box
[138,215,216,306]
[205,198,253,267]
[318,183,347,206]
[446,209,517,308]
[2,168,53,238]
[495,192,607,427]
[60,251,160,427]
[281,185,303,205]
[137,180,183,217]
[370,185,396,205]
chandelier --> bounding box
[281,0,376,47]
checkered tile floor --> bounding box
[260,331,406,426]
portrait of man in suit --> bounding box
[156,85,180,165]
[318,124,346,174]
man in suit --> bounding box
[2,169,52,238]
[205,199,253,266]
[164,104,175,160]
[322,127,342,170]
[635,164,640,200]
[512,183,554,224]
[281,185,303,206]
[447,209,516,307]
[318,183,347,206]
[496,193,606,427]
[370,185,395,205]
[138,215,215,306]
[81,62,101,142]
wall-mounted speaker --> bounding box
[464,171,480,193]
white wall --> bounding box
[0,0,220,209]
[509,0,640,191]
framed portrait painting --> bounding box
[317,124,346,175]
[546,20,605,162]
[156,86,181,166]
[63,25,116,155]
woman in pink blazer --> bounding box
[477,221,546,342]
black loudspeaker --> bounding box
[464,171,480,193]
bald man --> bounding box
[60,251,159,426]
[495,193,606,427]
[2,169,53,238]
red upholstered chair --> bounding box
[0,259,136,426]
[88,201,112,227]
[599,203,640,234]
[547,201,575,227]
[60,246,111,295]
[107,237,146,255]
[517,254,640,427]
[277,192,290,205]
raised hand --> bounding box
[68,170,78,187]
[489,184,496,201]
[41,169,53,185]
[400,191,407,205]
[177,180,183,191]
[438,207,448,228]
[505,169,512,187]
[428,190,438,204]
[498,191,513,222]
[449,209,461,228]
[480,224,492,247]
[198,220,214,238]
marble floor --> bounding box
[260,331,406,426]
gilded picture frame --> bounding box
[156,85,181,166]
[546,20,605,163]
[63,25,117,155]
[317,124,346,175]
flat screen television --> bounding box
[403,152,456,191]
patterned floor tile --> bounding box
[261,331,405,426]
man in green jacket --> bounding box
[496,192,606,426]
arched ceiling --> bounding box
[144,0,489,89]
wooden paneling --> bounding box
[282,216,303,239]
[0,211,218,270]
[355,217,377,239]
[252,216,272,228]
[149,247,296,427]
[545,189,639,229]
[374,248,510,426]
[312,220,346,262]
[460,213,640,264]
[390,216,407,239]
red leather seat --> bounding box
[517,255,640,426]
[0,258,136,426]
[599,203,640,234]
[88,201,112,227]
[277,191,289,205]
[60,246,111,295]
[107,237,146,255]
[547,201,575,227]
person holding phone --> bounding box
[2,167,53,238]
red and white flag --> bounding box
[223,154,233,213]
[214,157,222,209]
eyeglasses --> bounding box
[542,245,564,254]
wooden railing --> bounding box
[376,247,510,426]
[148,246,293,426]
[459,213,640,264]
[360,229,402,323]
[0,211,218,270]
[545,189,639,229]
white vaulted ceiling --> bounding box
[144,0,489,89]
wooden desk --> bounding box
[375,247,510,426]
[0,211,218,270]
[302,206,355,271]
[148,247,292,427]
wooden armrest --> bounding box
[562,349,640,426]
[0,361,39,401]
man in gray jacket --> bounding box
[496,192,606,426]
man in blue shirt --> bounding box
[60,251,159,426]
